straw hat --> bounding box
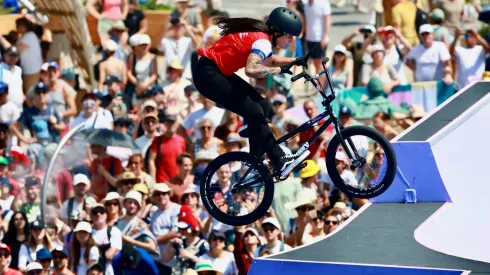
[111,20,127,31]
[167,59,184,71]
[225,132,247,148]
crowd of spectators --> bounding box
[0,0,487,275]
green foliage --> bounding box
[139,0,174,11]
[478,23,490,37]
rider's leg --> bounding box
[193,57,284,163]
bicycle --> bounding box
[200,50,398,226]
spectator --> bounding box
[302,210,326,244]
[18,177,41,223]
[70,221,100,275]
[329,45,353,93]
[181,185,207,227]
[194,118,224,157]
[234,227,260,274]
[255,218,291,256]
[299,100,332,160]
[149,114,186,182]
[35,247,52,274]
[194,259,223,275]
[18,220,53,271]
[100,76,128,120]
[298,160,320,201]
[372,112,400,140]
[199,230,238,275]
[223,133,247,153]
[115,191,158,254]
[168,153,195,203]
[429,9,452,47]
[0,82,21,140]
[87,263,104,275]
[150,183,181,274]
[214,110,242,141]
[124,0,147,37]
[270,94,295,136]
[2,211,29,270]
[0,243,21,275]
[135,113,160,157]
[126,153,155,188]
[60,174,91,226]
[14,18,43,93]
[159,19,196,81]
[450,28,490,88]
[133,183,154,222]
[324,213,342,234]
[406,24,453,84]
[127,34,158,109]
[102,192,123,226]
[0,46,23,109]
[51,248,75,275]
[17,82,65,144]
[71,93,114,130]
[161,60,193,116]
[25,262,43,275]
[162,205,208,274]
[435,0,465,35]
[361,44,401,94]
[179,85,202,119]
[304,0,332,85]
[202,10,226,49]
[98,40,127,92]
[88,142,124,200]
[85,0,129,44]
[342,24,375,86]
[338,106,362,127]
[90,203,123,275]
[391,0,418,46]
[284,192,315,247]
[182,95,225,141]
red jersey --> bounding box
[198,32,273,76]
[150,134,186,183]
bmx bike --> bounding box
[200,50,397,226]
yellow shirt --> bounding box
[392,1,418,46]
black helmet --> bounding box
[267,7,302,37]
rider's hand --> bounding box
[280,65,293,75]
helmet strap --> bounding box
[272,34,278,47]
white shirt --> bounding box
[182,106,225,140]
[76,246,100,275]
[71,108,114,130]
[199,252,238,275]
[135,134,160,157]
[92,226,123,275]
[384,44,408,85]
[60,197,82,220]
[304,0,332,42]
[0,63,24,109]
[150,203,181,267]
[159,36,193,80]
[406,41,451,82]
[254,241,292,257]
[203,25,223,44]
[17,32,43,75]
[0,101,21,125]
[455,45,487,87]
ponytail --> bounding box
[215,17,272,36]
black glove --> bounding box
[280,64,293,75]
[293,57,308,68]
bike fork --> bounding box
[334,122,362,167]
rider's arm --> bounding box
[245,53,281,78]
[265,55,296,67]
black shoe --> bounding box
[272,154,296,176]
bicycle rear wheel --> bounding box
[200,152,274,226]
[325,125,397,198]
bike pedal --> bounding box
[293,161,308,173]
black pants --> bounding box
[193,57,284,162]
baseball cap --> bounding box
[184,85,197,92]
[5,46,19,56]
[51,248,68,258]
[271,94,287,104]
[0,156,8,166]
[133,34,151,46]
[153,183,170,193]
[36,247,52,261]
[30,219,44,229]
[133,183,149,195]
[262,217,281,230]
[34,82,48,93]
[150,85,164,95]
[118,171,140,182]
[25,176,39,187]
[165,114,178,122]
[339,106,353,116]
[0,243,11,254]
[103,75,121,85]
[26,262,43,272]
[360,24,376,33]
[143,112,158,121]
[73,221,92,233]
[419,24,434,34]
[430,8,445,21]
[0,82,7,94]
[102,39,118,52]
[371,44,386,54]
[333,45,347,54]
[47,61,59,70]
[32,120,50,139]
[103,192,120,202]
[209,230,226,240]
[142,99,157,109]
[73,173,90,185]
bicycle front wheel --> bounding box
[325,125,397,198]
[200,152,275,226]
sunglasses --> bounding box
[211,236,225,242]
[375,153,385,157]
[0,252,9,258]
[244,232,256,238]
[121,180,136,185]
[105,201,119,207]
[200,126,212,130]
[296,206,309,212]
[83,100,96,107]
[262,226,276,232]
[40,258,51,263]
[325,220,339,225]
[128,161,140,165]
[28,271,42,275]
[312,217,324,223]
[272,102,283,107]
[91,208,106,215]
[153,191,168,197]
[144,119,157,125]
[52,255,66,260]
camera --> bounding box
[170,14,180,26]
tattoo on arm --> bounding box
[245,53,281,78]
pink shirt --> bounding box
[103,0,123,20]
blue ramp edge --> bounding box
[371,142,451,203]
[248,259,466,275]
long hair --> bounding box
[215,17,272,36]
[71,232,98,271]
[27,228,53,251]
[3,211,29,244]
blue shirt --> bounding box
[112,247,159,275]
[18,106,62,143]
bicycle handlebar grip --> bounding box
[291,71,307,82]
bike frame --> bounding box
[231,60,361,193]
